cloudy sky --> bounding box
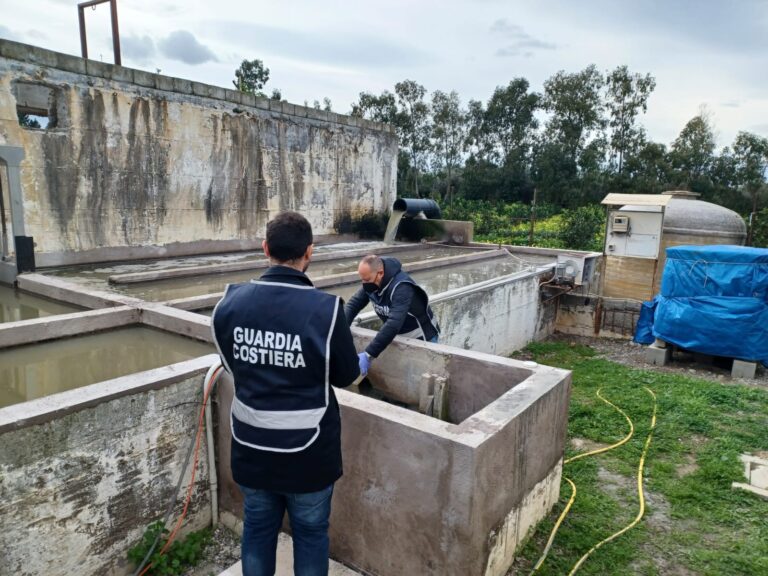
[2,0,767,147]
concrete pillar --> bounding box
[0,146,26,237]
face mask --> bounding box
[363,282,378,294]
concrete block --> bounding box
[132,69,157,89]
[293,104,309,118]
[191,81,213,98]
[253,97,270,110]
[740,454,768,490]
[645,345,671,366]
[0,39,31,61]
[209,86,227,101]
[111,65,134,83]
[54,52,87,75]
[268,98,282,112]
[732,359,757,379]
[240,92,256,108]
[280,102,295,116]
[26,45,58,68]
[155,74,174,92]
[172,77,193,95]
[85,59,112,79]
[223,88,242,105]
[307,108,327,122]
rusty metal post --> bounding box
[78,5,88,59]
[110,0,121,66]
[77,0,121,65]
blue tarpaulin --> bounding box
[649,245,768,365]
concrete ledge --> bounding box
[0,306,138,349]
[140,304,213,343]
[16,273,139,309]
[0,353,218,433]
[109,243,426,285]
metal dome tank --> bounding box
[616,190,747,298]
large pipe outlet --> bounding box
[393,198,442,219]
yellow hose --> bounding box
[568,387,658,575]
[529,387,655,575]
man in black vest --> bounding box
[344,255,440,375]
[211,211,360,576]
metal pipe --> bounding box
[110,0,121,66]
[392,198,442,219]
[78,6,88,59]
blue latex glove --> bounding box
[358,352,371,376]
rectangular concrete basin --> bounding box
[216,328,570,576]
[0,284,80,323]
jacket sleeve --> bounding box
[365,283,414,358]
[330,299,362,388]
[343,287,370,326]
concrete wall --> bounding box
[358,269,558,356]
[0,40,397,264]
[0,355,219,576]
[216,330,571,576]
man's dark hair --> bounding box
[265,211,313,262]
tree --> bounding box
[395,80,431,197]
[270,88,282,101]
[430,90,467,206]
[732,131,768,235]
[542,64,605,164]
[233,59,270,95]
[605,66,656,174]
[670,112,717,188]
[17,112,41,128]
[483,78,540,166]
[350,91,398,124]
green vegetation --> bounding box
[128,521,211,576]
[510,341,768,576]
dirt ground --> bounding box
[529,333,767,388]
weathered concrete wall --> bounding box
[215,330,570,576]
[0,355,218,576]
[0,40,396,263]
[358,270,558,356]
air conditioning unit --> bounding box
[555,253,599,286]
[612,215,629,233]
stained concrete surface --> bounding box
[0,326,212,407]
[0,284,79,323]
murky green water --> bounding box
[0,327,213,408]
[44,245,475,302]
[0,285,80,323]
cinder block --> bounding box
[240,93,256,108]
[281,102,295,116]
[732,359,757,380]
[268,99,282,112]
[209,86,226,101]
[645,345,671,366]
[223,88,242,105]
[191,81,211,98]
[85,59,111,79]
[253,97,270,110]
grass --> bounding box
[509,341,768,576]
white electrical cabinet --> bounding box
[605,208,662,259]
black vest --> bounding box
[211,280,340,452]
[369,270,440,340]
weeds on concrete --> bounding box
[510,341,768,576]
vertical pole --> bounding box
[110,0,121,66]
[528,187,538,246]
[78,6,88,59]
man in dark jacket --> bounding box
[344,255,440,375]
[211,211,360,576]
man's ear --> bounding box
[305,244,314,261]
[262,239,270,259]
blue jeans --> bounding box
[239,483,334,576]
